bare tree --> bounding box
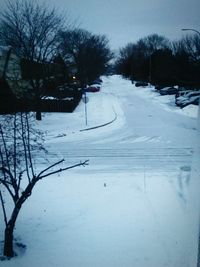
[172,34,200,62]
[115,34,171,82]
[172,34,200,87]
[115,43,135,79]
[0,0,67,120]
[137,34,171,58]
[59,29,113,88]
[0,113,88,258]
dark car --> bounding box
[135,81,149,87]
[155,85,165,90]
[84,84,101,93]
[159,87,178,95]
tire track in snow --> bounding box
[43,147,194,173]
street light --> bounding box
[182,28,200,35]
[181,28,200,131]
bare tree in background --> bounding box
[172,33,200,62]
[115,34,171,82]
[59,29,113,88]
[115,43,135,79]
[0,0,68,120]
[0,113,88,258]
[137,34,171,58]
[172,34,200,86]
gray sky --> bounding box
[0,0,200,50]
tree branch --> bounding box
[25,113,35,177]
[37,159,65,178]
[0,125,11,174]
[20,114,31,182]
[0,179,16,203]
[0,167,15,185]
[38,160,89,180]
[0,189,8,226]
[13,114,17,185]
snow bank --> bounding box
[176,104,198,118]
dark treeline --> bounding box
[114,33,200,88]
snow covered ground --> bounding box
[0,75,200,267]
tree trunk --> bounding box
[3,224,15,257]
[35,95,42,121]
[36,110,42,121]
[3,180,36,257]
[3,204,21,257]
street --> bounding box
[1,75,199,267]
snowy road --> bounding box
[44,75,198,175]
[45,146,194,173]
[1,75,199,267]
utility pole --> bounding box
[84,92,88,126]
[82,90,88,126]
[149,54,152,86]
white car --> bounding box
[176,91,200,108]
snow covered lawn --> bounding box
[0,75,200,267]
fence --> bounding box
[40,95,81,113]
[0,93,82,114]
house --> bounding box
[0,46,32,99]
[0,47,82,114]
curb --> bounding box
[80,108,117,132]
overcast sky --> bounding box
[0,0,200,50]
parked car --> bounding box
[159,87,178,95]
[135,81,149,87]
[175,90,192,105]
[176,91,200,108]
[175,90,191,98]
[84,84,101,93]
[155,85,165,90]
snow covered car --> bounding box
[175,90,191,98]
[159,87,178,95]
[176,91,200,108]
[175,90,192,105]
